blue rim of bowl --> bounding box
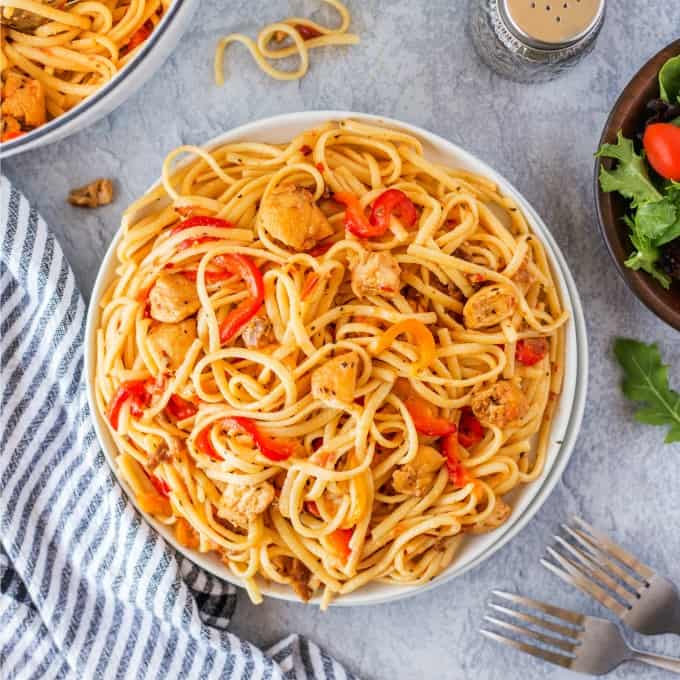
[0,0,185,153]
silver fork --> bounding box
[542,516,680,635]
[481,591,680,675]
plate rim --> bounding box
[84,110,589,606]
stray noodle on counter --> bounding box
[214,0,359,84]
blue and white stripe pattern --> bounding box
[0,178,356,680]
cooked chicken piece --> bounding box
[217,481,275,529]
[468,499,511,534]
[462,284,517,329]
[392,445,445,497]
[258,185,333,250]
[241,311,274,348]
[1,72,46,129]
[470,380,528,428]
[68,178,114,208]
[146,439,178,470]
[350,252,401,298]
[149,273,201,323]
[311,352,359,408]
[147,318,196,370]
[511,256,533,287]
[278,556,313,602]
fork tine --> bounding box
[488,603,578,638]
[483,615,576,653]
[561,526,648,590]
[480,629,572,669]
[542,549,629,617]
[554,536,638,603]
[572,517,654,580]
[491,590,585,626]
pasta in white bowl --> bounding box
[85,112,587,607]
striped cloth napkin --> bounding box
[0,177,355,680]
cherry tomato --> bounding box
[642,123,680,181]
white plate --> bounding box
[85,111,588,606]
[0,0,199,159]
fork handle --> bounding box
[631,650,680,674]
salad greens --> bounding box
[596,54,680,288]
[659,55,680,106]
[614,338,680,443]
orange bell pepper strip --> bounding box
[403,396,457,437]
[372,319,436,374]
[328,528,353,561]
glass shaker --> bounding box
[470,0,606,83]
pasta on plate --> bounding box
[0,0,170,141]
[95,119,569,608]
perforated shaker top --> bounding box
[500,0,605,49]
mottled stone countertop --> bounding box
[4,1,680,678]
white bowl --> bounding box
[0,0,199,159]
[85,111,588,606]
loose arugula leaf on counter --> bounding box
[614,338,680,443]
[596,132,663,206]
[659,54,680,105]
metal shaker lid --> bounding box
[500,0,605,50]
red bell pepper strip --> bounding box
[305,500,321,517]
[214,254,265,344]
[334,192,374,238]
[165,394,198,420]
[336,190,418,239]
[515,338,549,366]
[171,216,234,234]
[181,269,233,284]
[457,408,484,448]
[328,528,353,561]
[171,216,235,250]
[223,416,296,462]
[369,189,417,233]
[196,425,222,460]
[442,432,471,488]
[403,396,456,437]
[307,240,333,257]
[126,19,153,51]
[107,380,151,430]
[148,472,171,497]
[295,23,322,40]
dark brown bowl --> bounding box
[595,38,680,331]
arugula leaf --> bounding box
[635,198,677,240]
[613,338,680,443]
[659,54,680,104]
[596,132,663,207]
[624,228,671,288]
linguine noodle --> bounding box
[95,119,568,608]
[214,0,359,84]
